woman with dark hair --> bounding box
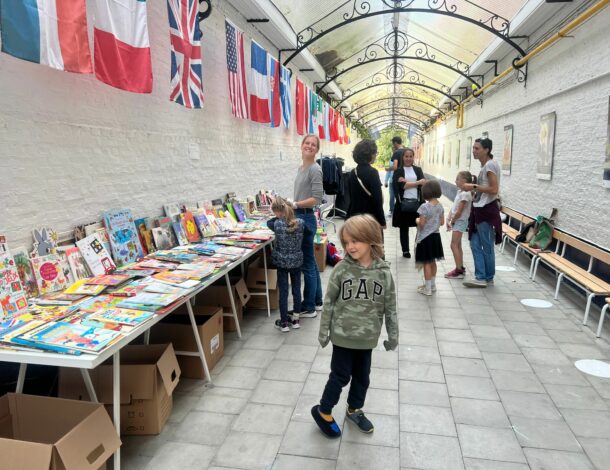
[392,148,426,258]
[461,137,502,287]
[346,139,386,229]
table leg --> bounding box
[225,272,242,338]
[80,369,98,402]
[143,329,150,345]
[262,247,271,318]
[16,363,27,393]
[185,300,213,383]
[113,351,120,470]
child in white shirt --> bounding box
[445,171,473,279]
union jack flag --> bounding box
[168,0,204,109]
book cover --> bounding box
[172,221,189,246]
[31,227,58,257]
[11,246,39,298]
[232,201,247,222]
[64,279,107,296]
[87,307,154,327]
[29,255,68,295]
[20,321,122,354]
[84,223,112,254]
[76,233,116,275]
[33,292,87,306]
[181,211,201,243]
[103,209,144,267]
[55,247,76,285]
[85,274,131,286]
[164,203,182,221]
[152,227,174,251]
[117,291,183,309]
[0,250,29,318]
[76,294,124,312]
[64,246,91,281]
[134,217,155,255]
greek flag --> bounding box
[280,65,291,128]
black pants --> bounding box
[277,267,301,323]
[319,344,372,414]
[400,224,412,254]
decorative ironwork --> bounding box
[346,97,441,118]
[361,114,425,130]
[353,107,431,125]
[198,0,212,22]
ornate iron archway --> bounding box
[353,107,431,125]
[346,97,440,118]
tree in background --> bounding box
[374,127,409,169]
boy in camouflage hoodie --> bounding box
[312,215,398,438]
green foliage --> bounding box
[375,127,409,169]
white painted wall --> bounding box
[0,0,355,249]
[421,7,610,249]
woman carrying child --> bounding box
[312,215,398,438]
[444,171,473,279]
[267,197,309,331]
[415,180,445,296]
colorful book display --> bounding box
[0,250,29,318]
[172,222,189,246]
[103,209,143,267]
[181,211,201,243]
[76,233,116,275]
[11,246,39,298]
[29,255,68,295]
[31,227,58,257]
[65,246,91,280]
[164,203,182,221]
[134,217,155,255]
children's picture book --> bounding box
[117,291,183,310]
[55,247,75,285]
[85,274,131,286]
[87,308,154,327]
[172,222,189,246]
[103,209,144,267]
[134,217,155,255]
[30,255,68,295]
[64,246,91,281]
[76,294,124,312]
[76,233,116,275]
[84,222,112,254]
[0,250,29,318]
[232,201,247,222]
[181,211,201,243]
[11,246,39,298]
[152,227,174,251]
[64,279,107,296]
[155,217,179,246]
[32,292,87,306]
[164,203,182,221]
[0,235,8,253]
[31,227,58,257]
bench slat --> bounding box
[538,252,610,294]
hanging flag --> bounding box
[346,122,352,144]
[249,40,270,123]
[323,102,330,141]
[267,55,281,127]
[280,65,291,128]
[308,90,316,134]
[224,20,248,119]
[329,107,337,142]
[296,79,307,135]
[94,0,152,93]
[167,0,204,109]
[0,0,92,73]
[317,97,325,139]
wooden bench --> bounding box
[596,298,610,338]
[500,207,537,276]
[530,231,610,326]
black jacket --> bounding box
[346,164,386,227]
[392,165,425,228]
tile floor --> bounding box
[122,198,610,470]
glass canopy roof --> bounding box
[271,0,529,132]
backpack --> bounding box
[326,242,342,266]
[529,216,555,250]
[516,221,537,243]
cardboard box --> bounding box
[246,256,278,290]
[0,393,120,470]
[247,288,279,310]
[314,239,328,272]
[198,278,250,332]
[59,343,181,436]
[150,305,224,379]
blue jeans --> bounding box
[297,212,323,311]
[278,268,301,323]
[470,222,496,281]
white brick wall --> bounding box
[0,0,355,249]
[422,8,610,249]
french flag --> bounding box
[94,0,152,93]
[0,0,92,73]
[268,55,281,128]
[250,40,270,124]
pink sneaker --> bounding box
[444,268,465,279]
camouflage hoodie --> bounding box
[319,255,398,350]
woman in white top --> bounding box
[391,148,426,258]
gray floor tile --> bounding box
[451,396,511,428]
[400,403,457,436]
[232,403,293,435]
[557,343,610,360]
[263,360,312,382]
[433,316,470,329]
[399,362,446,382]
[463,458,529,470]
[521,347,573,366]
[439,341,483,358]
[560,409,610,438]
[538,318,581,331]
[146,442,216,470]
[547,330,597,344]
[400,432,465,470]
[545,384,608,410]
[275,344,319,362]
[250,380,303,406]
[171,410,234,445]
[490,369,546,393]
[435,328,476,343]
[371,349,399,369]
[399,345,441,363]
[336,442,400,470]
[483,352,533,372]
[212,366,263,389]
[399,380,450,407]
[510,416,582,452]
[471,325,511,339]
[442,357,490,377]
[229,348,277,369]
[457,424,526,463]
[586,374,610,399]
[523,448,595,470]
[302,372,331,396]
[243,333,286,351]
[504,321,547,336]
[342,413,399,447]
[369,366,399,390]
[400,330,437,347]
[272,454,336,470]
[499,390,562,420]
[497,311,536,322]
[214,430,282,469]
[465,314,504,326]
[279,421,341,460]
[512,334,557,349]
[446,375,499,400]
[476,338,521,354]
[579,437,610,470]
[531,364,590,386]
[168,394,201,424]
[364,388,399,415]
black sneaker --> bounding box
[311,405,341,438]
[274,319,290,332]
[402,252,411,258]
[346,408,374,433]
[300,310,317,318]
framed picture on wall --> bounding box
[537,112,556,181]
[448,142,452,167]
[456,140,461,168]
[466,137,472,169]
[604,97,610,189]
[482,131,489,139]
[502,125,514,175]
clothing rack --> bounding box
[317,154,346,232]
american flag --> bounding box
[168,0,204,108]
[225,20,249,119]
